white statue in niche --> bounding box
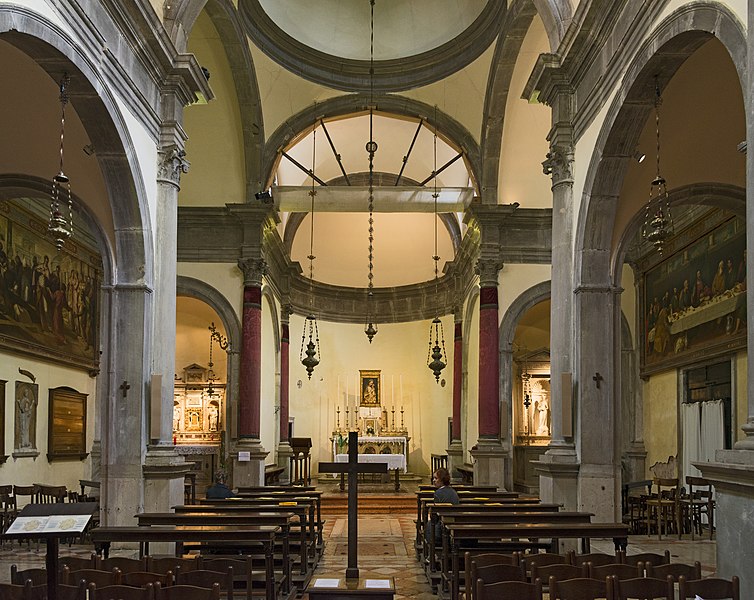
[208,404,219,432]
[533,380,551,436]
[17,386,36,448]
[173,403,181,432]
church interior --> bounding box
[0,0,753,597]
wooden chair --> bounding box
[613,576,674,600]
[531,563,588,585]
[0,484,16,541]
[121,571,175,588]
[645,561,702,581]
[198,556,253,600]
[12,485,38,508]
[0,581,33,600]
[97,557,149,574]
[60,554,98,571]
[588,563,642,581]
[645,479,679,539]
[147,556,200,575]
[678,575,740,599]
[35,484,68,504]
[619,551,670,567]
[569,552,621,567]
[476,578,543,600]
[520,552,571,577]
[63,567,123,587]
[467,563,525,600]
[10,566,47,586]
[25,581,89,600]
[153,582,220,600]
[548,576,613,600]
[91,583,155,600]
[679,476,714,540]
[176,568,233,600]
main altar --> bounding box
[330,370,410,469]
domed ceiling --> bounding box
[239,0,505,91]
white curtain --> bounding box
[682,402,702,480]
[701,399,725,464]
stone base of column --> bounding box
[622,444,647,485]
[101,463,143,528]
[232,439,269,487]
[446,440,464,483]
[470,438,507,490]
[698,450,754,599]
[579,463,620,522]
[89,439,102,487]
[533,459,579,510]
[276,441,294,484]
[143,445,191,554]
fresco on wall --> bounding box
[0,199,102,371]
[640,210,746,376]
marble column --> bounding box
[447,313,464,480]
[234,257,268,486]
[470,258,506,490]
[534,142,579,512]
[277,305,293,482]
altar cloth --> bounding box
[335,453,407,472]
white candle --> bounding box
[337,375,340,406]
[400,374,403,404]
[391,375,394,406]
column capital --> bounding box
[157,144,190,188]
[475,258,504,287]
[237,257,267,286]
[542,144,574,185]
[281,303,294,323]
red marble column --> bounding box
[239,283,262,438]
[478,285,500,438]
[452,321,462,441]
[279,320,290,443]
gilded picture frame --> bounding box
[359,370,381,407]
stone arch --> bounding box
[263,94,482,193]
[530,0,573,52]
[499,280,551,488]
[177,276,242,440]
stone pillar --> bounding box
[277,305,293,482]
[234,257,268,486]
[470,257,506,490]
[535,140,579,510]
[695,8,754,597]
[447,313,464,480]
[143,144,192,514]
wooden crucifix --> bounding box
[318,430,387,579]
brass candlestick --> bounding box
[400,406,405,430]
[336,406,340,430]
[345,406,350,430]
[391,406,396,431]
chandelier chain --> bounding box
[364,0,378,342]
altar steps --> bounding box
[320,493,416,515]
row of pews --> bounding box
[414,485,629,600]
[91,486,325,600]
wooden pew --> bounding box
[445,522,629,600]
[91,525,279,600]
[135,512,295,596]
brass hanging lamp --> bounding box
[48,73,75,251]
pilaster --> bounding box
[232,440,269,488]
[470,438,506,490]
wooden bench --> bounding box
[456,464,474,484]
[264,465,285,486]
[445,522,629,600]
[135,512,295,596]
[91,525,279,600]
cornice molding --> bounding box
[177,205,552,321]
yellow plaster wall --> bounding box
[0,353,96,493]
[181,12,246,206]
[643,370,678,476]
[288,315,455,476]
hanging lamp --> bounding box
[364,0,379,343]
[427,107,447,382]
[300,120,321,379]
[641,79,674,254]
[48,73,74,251]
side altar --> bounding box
[330,370,410,468]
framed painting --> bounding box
[47,386,87,461]
[639,210,746,376]
[0,195,102,371]
[359,370,381,407]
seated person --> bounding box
[205,470,235,499]
[427,467,459,544]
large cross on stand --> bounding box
[318,430,388,579]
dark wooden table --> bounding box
[91,525,279,600]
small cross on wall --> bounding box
[593,372,604,389]
[120,380,130,398]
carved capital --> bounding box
[157,145,190,187]
[542,145,574,184]
[475,258,504,287]
[237,257,267,286]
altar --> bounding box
[334,453,406,491]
